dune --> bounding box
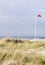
[0,37,45,65]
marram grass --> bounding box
[0,37,45,65]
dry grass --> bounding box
[0,37,45,65]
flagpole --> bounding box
[34,14,42,39]
[35,19,37,39]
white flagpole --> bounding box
[35,19,37,39]
[34,14,42,39]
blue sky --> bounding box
[0,0,45,36]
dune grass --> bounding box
[0,37,45,65]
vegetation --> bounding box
[0,37,45,65]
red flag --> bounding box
[37,14,42,17]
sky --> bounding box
[0,0,45,36]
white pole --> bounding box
[35,19,37,39]
[34,14,42,39]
